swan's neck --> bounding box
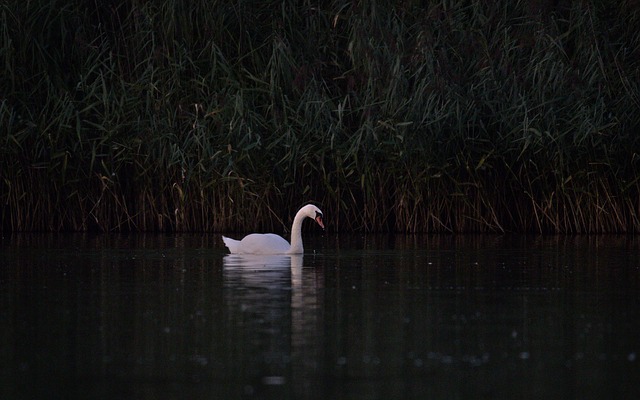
[288,210,306,254]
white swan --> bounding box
[222,204,324,254]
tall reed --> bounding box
[1,0,639,233]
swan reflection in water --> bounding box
[222,253,303,288]
[221,253,321,395]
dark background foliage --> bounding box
[1,0,639,232]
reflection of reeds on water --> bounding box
[2,1,639,233]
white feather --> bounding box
[221,204,324,255]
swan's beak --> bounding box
[315,215,325,230]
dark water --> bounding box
[1,233,639,399]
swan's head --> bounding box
[300,204,325,230]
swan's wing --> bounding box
[235,233,291,254]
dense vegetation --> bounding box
[1,0,639,233]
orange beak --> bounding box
[315,215,325,230]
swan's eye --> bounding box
[315,211,323,219]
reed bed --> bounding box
[1,0,639,233]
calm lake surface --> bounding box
[1,233,639,399]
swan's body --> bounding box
[222,204,324,255]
